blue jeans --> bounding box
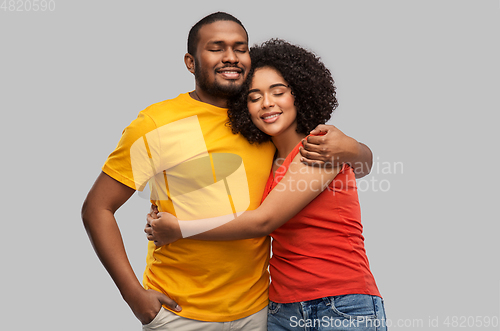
[268,294,387,331]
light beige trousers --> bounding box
[142,306,268,331]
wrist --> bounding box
[169,216,183,240]
[121,283,146,304]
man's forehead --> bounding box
[198,21,248,44]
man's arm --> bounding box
[81,172,181,325]
[299,124,373,178]
[145,155,342,245]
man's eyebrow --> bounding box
[207,41,224,45]
[207,41,248,46]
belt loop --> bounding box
[322,296,332,307]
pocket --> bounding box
[329,294,377,320]
[142,308,167,330]
[268,301,281,315]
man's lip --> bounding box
[216,67,242,73]
[216,68,243,80]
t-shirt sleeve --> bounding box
[102,112,159,191]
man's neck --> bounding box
[190,89,228,108]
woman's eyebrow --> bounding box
[248,88,260,94]
[269,83,288,89]
[248,83,288,94]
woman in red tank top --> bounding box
[147,39,387,331]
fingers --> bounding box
[150,204,159,214]
[301,135,341,165]
[145,214,164,245]
[298,156,340,169]
[301,138,329,158]
[300,142,332,162]
[145,214,154,241]
[144,226,154,241]
[145,210,158,240]
[299,146,325,166]
[299,146,323,161]
[144,212,179,246]
[303,135,326,147]
[157,292,182,312]
[309,124,336,135]
[299,147,339,168]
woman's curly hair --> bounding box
[227,39,338,144]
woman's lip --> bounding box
[261,112,282,123]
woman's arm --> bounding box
[145,154,342,245]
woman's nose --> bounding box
[262,94,274,109]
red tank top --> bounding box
[263,140,381,303]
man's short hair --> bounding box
[187,12,248,57]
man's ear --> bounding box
[184,53,195,74]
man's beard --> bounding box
[194,62,244,98]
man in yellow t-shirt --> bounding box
[82,12,373,330]
[103,93,275,325]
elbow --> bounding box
[81,196,101,230]
[355,165,371,179]
[354,142,373,179]
[354,158,373,179]
[81,198,91,229]
[255,218,274,237]
[255,228,270,238]
[365,155,373,176]
[363,145,374,176]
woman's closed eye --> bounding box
[270,85,290,96]
[248,94,262,103]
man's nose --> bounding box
[222,49,238,64]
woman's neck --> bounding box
[271,130,307,168]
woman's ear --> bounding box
[184,53,195,74]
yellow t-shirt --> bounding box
[102,93,275,322]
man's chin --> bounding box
[211,82,244,97]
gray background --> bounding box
[1,0,499,330]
